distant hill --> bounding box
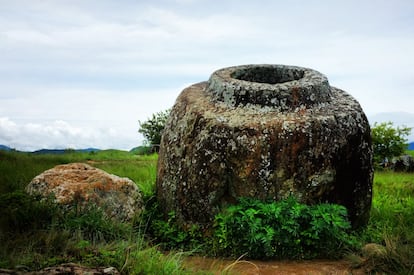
[130,146,153,155]
[0,144,12,151]
[79,148,101,153]
[32,149,67,154]
[409,142,414,151]
[32,148,100,154]
[1,145,102,153]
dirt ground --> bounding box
[183,256,367,275]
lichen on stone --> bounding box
[157,64,373,229]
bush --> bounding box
[146,196,357,260]
[143,197,204,251]
[213,197,356,259]
[0,191,57,233]
[138,109,171,148]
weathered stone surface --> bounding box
[0,263,120,274]
[392,154,414,172]
[26,163,143,221]
[157,64,373,228]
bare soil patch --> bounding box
[183,256,366,275]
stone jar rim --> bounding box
[206,64,332,110]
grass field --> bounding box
[0,149,413,274]
[358,171,414,272]
[0,150,189,274]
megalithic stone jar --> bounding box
[157,64,373,229]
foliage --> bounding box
[371,121,412,165]
[213,197,355,259]
[138,109,171,147]
[0,150,193,274]
[57,204,132,243]
[145,196,357,260]
[143,197,204,251]
[2,150,414,273]
[0,191,57,233]
[125,246,191,274]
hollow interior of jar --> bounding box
[231,66,304,84]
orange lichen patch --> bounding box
[291,86,300,107]
[297,107,308,116]
[289,135,307,160]
[29,164,105,203]
[26,163,143,221]
[239,159,256,179]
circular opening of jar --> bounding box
[231,66,304,84]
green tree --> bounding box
[138,109,171,148]
[371,121,412,164]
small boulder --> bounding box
[0,263,120,274]
[26,163,143,221]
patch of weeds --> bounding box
[125,246,191,275]
[57,203,132,243]
[212,197,357,259]
[0,191,57,233]
[142,196,204,251]
[145,196,356,260]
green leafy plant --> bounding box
[143,197,204,251]
[213,197,356,259]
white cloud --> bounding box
[0,117,137,151]
[0,85,181,151]
[0,0,413,149]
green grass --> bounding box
[0,150,157,195]
[93,159,157,198]
[353,171,414,273]
[368,172,414,239]
[0,150,194,274]
[1,149,414,274]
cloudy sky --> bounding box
[1,0,413,151]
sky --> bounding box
[0,0,414,151]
